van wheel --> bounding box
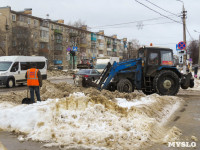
[6,78,15,88]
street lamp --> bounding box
[0,13,9,56]
[194,30,200,65]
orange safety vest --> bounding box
[27,68,39,86]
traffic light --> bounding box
[70,50,75,56]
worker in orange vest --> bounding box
[25,63,42,103]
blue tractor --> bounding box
[87,46,194,95]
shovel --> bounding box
[22,87,31,104]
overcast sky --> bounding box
[1,0,200,54]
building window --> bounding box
[12,14,16,21]
[27,18,31,24]
[12,41,16,47]
[65,28,69,32]
[55,25,59,30]
[55,45,62,50]
[40,43,45,49]
[34,20,38,26]
[51,24,54,30]
[40,30,49,38]
[60,26,63,32]
[34,42,38,48]
[19,15,25,22]
[33,32,38,38]
[51,35,54,40]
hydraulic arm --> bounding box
[97,58,142,90]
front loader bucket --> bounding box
[181,72,194,89]
[82,78,98,88]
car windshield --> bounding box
[95,64,107,69]
[77,69,91,74]
[0,62,12,71]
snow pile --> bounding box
[0,93,183,150]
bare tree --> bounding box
[68,19,86,28]
[11,26,33,56]
[187,40,199,64]
[128,39,140,59]
[0,29,6,56]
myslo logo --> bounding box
[168,142,196,148]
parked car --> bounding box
[73,69,101,87]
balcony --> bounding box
[107,48,112,51]
[56,39,62,44]
[54,29,62,34]
[113,49,117,52]
[91,40,96,45]
[40,21,49,28]
[98,44,104,50]
[80,43,87,48]
[98,36,104,40]
[107,41,111,45]
[40,37,49,43]
[91,33,97,41]
[113,41,117,45]
[69,32,78,37]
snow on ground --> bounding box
[192,78,200,90]
[0,93,183,150]
[187,78,200,91]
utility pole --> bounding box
[177,0,188,73]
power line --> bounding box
[90,16,176,29]
[135,0,182,24]
[186,27,194,40]
[145,0,179,17]
[92,21,176,30]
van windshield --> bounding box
[0,62,12,71]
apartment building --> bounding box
[0,6,128,69]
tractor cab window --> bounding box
[149,52,158,65]
[161,51,173,65]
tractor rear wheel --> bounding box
[117,79,133,93]
[153,70,180,95]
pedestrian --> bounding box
[194,64,198,78]
[25,63,42,103]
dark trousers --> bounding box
[29,86,41,103]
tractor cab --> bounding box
[138,46,174,76]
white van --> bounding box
[0,56,47,88]
[95,57,120,73]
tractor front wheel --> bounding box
[153,70,180,95]
[117,79,133,93]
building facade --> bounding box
[0,6,129,69]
